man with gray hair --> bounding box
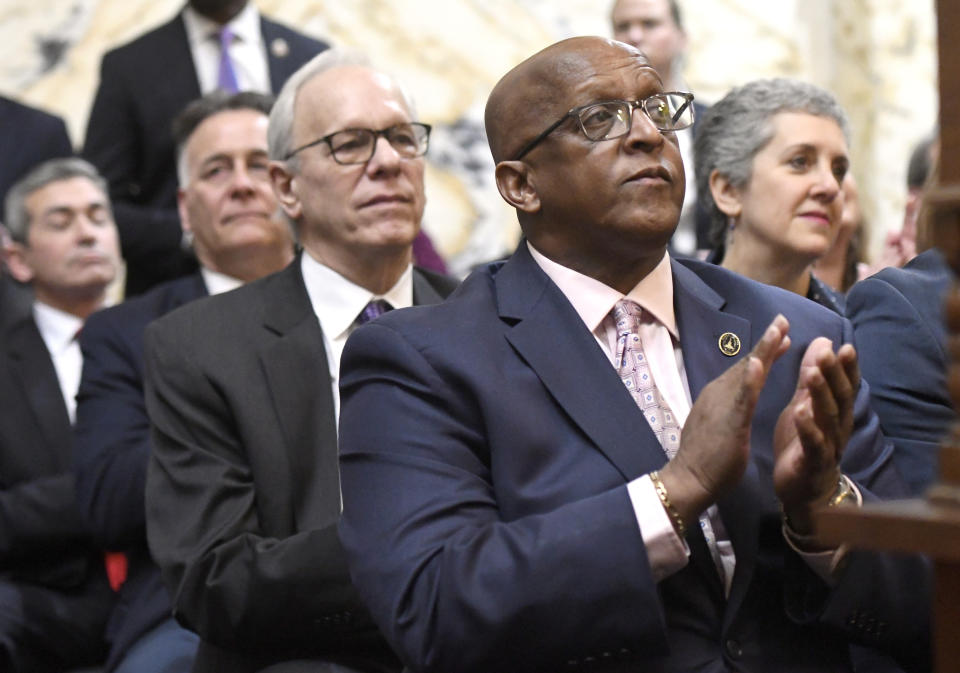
[0,157,122,671]
[143,49,457,672]
[73,89,295,673]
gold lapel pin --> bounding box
[718,332,741,356]
[271,38,289,58]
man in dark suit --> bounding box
[847,248,955,495]
[0,157,122,671]
[73,90,294,673]
[143,50,458,673]
[336,37,930,673]
[82,0,327,296]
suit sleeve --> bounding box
[82,52,183,268]
[143,320,380,655]
[846,275,950,494]
[783,317,932,670]
[338,322,666,673]
[73,312,152,549]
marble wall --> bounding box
[0,0,938,270]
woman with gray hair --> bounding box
[695,78,850,311]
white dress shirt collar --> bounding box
[300,251,414,341]
[33,301,83,357]
[183,2,261,50]
[200,266,244,296]
[527,241,677,338]
[182,1,269,94]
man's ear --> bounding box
[495,161,541,215]
[270,161,302,221]
[176,188,193,237]
[709,169,743,219]
[4,241,34,284]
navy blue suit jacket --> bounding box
[0,95,73,208]
[338,245,930,673]
[82,10,327,295]
[74,273,206,670]
[846,249,955,495]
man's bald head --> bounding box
[485,37,651,164]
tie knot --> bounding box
[613,299,644,333]
[356,299,392,326]
[218,25,234,47]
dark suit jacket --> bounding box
[0,312,113,657]
[846,249,955,495]
[0,95,73,208]
[143,260,457,673]
[74,273,207,670]
[82,10,327,296]
[337,245,930,673]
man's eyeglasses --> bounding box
[285,122,432,165]
[512,92,695,161]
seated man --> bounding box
[337,37,930,673]
[0,157,122,671]
[73,90,294,673]
[143,50,458,672]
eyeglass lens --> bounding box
[577,94,693,141]
[329,123,430,164]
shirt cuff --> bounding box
[782,476,863,585]
[627,474,690,581]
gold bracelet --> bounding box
[650,470,686,538]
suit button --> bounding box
[725,639,743,659]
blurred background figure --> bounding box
[82,0,327,296]
[859,132,939,279]
[814,172,866,293]
[696,77,849,313]
[610,0,709,256]
[0,157,122,672]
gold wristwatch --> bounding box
[827,474,859,507]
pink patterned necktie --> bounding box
[216,26,240,93]
[612,299,730,591]
[613,299,681,456]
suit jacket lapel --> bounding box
[260,17,296,92]
[673,261,763,608]
[170,15,202,99]
[412,268,445,306]
[6,318,71,460]
[258,263,340,530]
[497,246,667,481]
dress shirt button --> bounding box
[725,639,743,659]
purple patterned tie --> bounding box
[355,299,392,326]
[217,26,239,93]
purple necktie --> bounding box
[355,299,392,326]
[217,26,239,93]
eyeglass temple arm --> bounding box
[671,94,694,125]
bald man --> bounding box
[337,37,929,673]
